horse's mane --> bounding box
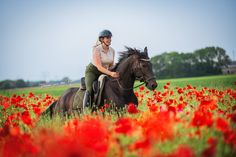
[117,47,140,63]
[110,47,147,70]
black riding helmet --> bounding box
[98,30,112,38]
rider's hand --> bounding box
[110,72,119,78]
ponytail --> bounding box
[93,38,102,48]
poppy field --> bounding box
[0,75,236,157]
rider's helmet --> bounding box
[98,30,112,38]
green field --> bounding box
[1,74,236,156]
[0,74,235,97]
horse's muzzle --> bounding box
[146,79,157,90]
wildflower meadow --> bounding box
[0,75,236,157]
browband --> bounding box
[140,58,150,62]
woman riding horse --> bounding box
[83,30,119,108]
[45,46,157,118]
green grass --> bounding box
[1,74,235,97]
[155,74,236,90]
[134,74,236,92]
[0,84,80,97]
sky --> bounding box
[1,0,236,81]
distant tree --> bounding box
[61,77,71,84]
[0,79,47,89]
[151,46,231,79]
[0,80,15,89]
[193,47,231,75]
[15,79,27,88]
[180,53,196,77]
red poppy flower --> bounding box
[104,103,109,108]
[133,138,150,150]
[168,106,176,114]
[68,117,110,154]
[142,112,174,141]
[179,96,183,101]
[174,145,195,157]
[187,84,192,89]
[21,111,32,126]
[230,113,236,123]
[192,110,213,127]
[99,108,105,112]
[216,117,229,132]
[232,105,236,111]
[149,104,158,112]
[199,99,217,111]
[178,88,184,94]
[164,85,168,89]
[10,126,21,136]
[33,107,41,116]
[223,129,236,149]
[207,137,217,146]
[3,102,9,110]
[201,145,216,157]
[177,103,186,112]
[139,86,145,91]
[127,103,139,114]
[115,118,133,135]
[28,92,34,98]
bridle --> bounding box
[116,79,145,91]
[136,58,156,82]
[115,58,155,91]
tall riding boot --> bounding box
[82,91,91,110]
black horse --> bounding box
[45,47,157,117]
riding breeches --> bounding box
[84,63,102,93]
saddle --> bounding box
[72,77,86,110]
[73,75,107,109]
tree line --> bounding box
[0,46,232,89]
[0,77,72,90]
[151,46,231,79]
[0,79,46,90]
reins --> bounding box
[115,75,155,91]
[116,79,145,91]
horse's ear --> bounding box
[144,47,148,56]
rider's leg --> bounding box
[83,63,101,108]
[83,73,96,108]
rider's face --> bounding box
[102,36,112,46]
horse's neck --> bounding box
[116,58,135,88]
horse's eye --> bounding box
[142,64,147,68]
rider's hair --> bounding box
[93,38,102,48]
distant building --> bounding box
[222,61,236,74]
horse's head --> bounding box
[130,47,157,90]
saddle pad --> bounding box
[73,89,85,109]
[96,74,107,106]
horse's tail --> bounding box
[41,100,58,118]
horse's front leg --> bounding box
[128,93,138,106]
